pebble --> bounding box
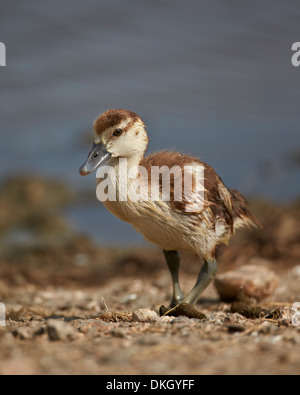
[290,265,300,279]
[132,308,158,323]
[123,294,138,304]
[12,325,45,340]
[270,335,283,344]
[110,328,127,338]
[214,264,280,301]
[171,317,196,324]
[12,327,34,340]
[227,325,246,334]
[155,316,173,327]
[47,319,78,341]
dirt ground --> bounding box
[0,177,300,375]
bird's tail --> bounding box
[230,189,262,231]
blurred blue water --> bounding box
[1,0,300,243]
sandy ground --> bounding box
[0,241,300,375]
[0,177,300,375]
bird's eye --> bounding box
[113,128,123,137]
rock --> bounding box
[12,327,34,340]
[155,316,173,326]
[227,325,246,334]
[110,328,127,338]
[290,265,300,279]
[12,325,45,340]
[123,294,138,304]
[132,308,158,323]
[47,320,78,341]
[214,264,280,302]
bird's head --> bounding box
[79,109,148,176]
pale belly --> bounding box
[102,198,216,254]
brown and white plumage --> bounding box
[80,109,260,307]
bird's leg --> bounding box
[163,250,185,307]
[182,258,218,306]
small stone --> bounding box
[214,264,280,302]
[132,308,158,323]
[155,316,173,326]
[171,316,193,324]
[110,328,127,338]
[270,335,283,344]
[12,327,33,340]
[123,294,138,304]
[257,321,274,335]
[290,265,300,279]
[227,325,246,334]
[32,325,45,337]
[47,319,78,341]
[181,330,190,337]
[11,324,45,340]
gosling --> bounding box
[80,109,260,308]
